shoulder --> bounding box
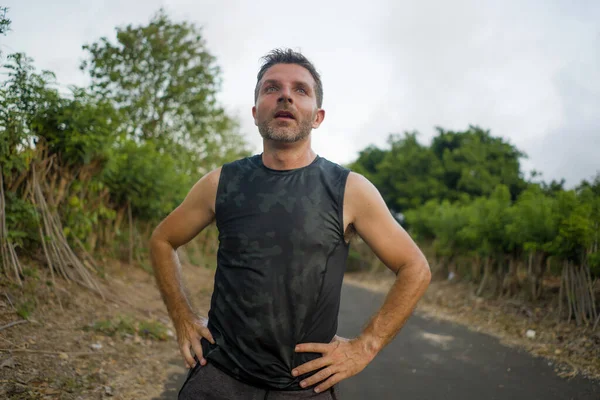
[184,167,222,213]
[202,167,222,191]
[345,171,378,197]
[344,171,387,222]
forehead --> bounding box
[260,63,315,87]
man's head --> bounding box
[252,48,325,143]
[254,48,323,108]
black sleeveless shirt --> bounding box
[200,154,351,390]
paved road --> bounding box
[155,283,599,400]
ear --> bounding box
[252,105,258,126]
[312,108,325,129]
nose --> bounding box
[277,87,293,104]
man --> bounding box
[150,48,431,399]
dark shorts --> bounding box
[179,362,339,400]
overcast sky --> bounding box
[2,0,599,187]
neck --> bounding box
[261,137,317,170]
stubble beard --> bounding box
[258,116,313,143]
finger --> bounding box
[299,366,335,389]
[314,373,344,394]
[199,326,215,345]
[180,340,196,368]
[292,357,330,377]
[295,342,331,354]
[190,335,206,366]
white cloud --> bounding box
[2,0,598,186]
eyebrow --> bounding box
[262,79,311,91]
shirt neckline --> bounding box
[253,153,321,174]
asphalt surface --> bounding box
[155,283,599,400]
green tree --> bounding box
[0,6,10,60]
[577,173,600,277]
[102,139,189,220]
[461,185,513,296]
[375,132,446,212]
[80,8,249,174]
[432,126,526,201]
[505,185,559,299]
[0,7,9,35]
[347,145,386,180]
[0,53,56,174]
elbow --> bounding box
[394,255,431,281]
[421,259,432,287]
[149,228,162,249]
[149,228,173,253]
[400,256,431,288]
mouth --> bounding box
[273,110,295,120]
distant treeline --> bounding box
[348,128,599,327]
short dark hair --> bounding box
[254,48,323,108]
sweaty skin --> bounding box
[149,61,431,392]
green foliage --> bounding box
[432,126,526,201]
[403,200,441,242]
[346,145,386,188]
[4,191,39,249]
[505,185,559,253]
[0,7,10,35]
[352,122,599,302]
[86,315,169,340]
[353,132,447,211]
[102,139,190,219]
[1,8,252,270]
[0,52,56,172]
[428,200,470,258]
[139,320,169,340]
[0,7,10,60]
[87,315,137,337]
[80,8,250,175]
[350,126,526,214]
[61,182,117,243]
[452,185,513,258]
[549,189,596,263]
[589,252,600,278]
[29,87,120,166]
[16,298,35,319]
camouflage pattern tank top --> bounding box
[200,153,351,390]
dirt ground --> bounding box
[1,263,599,399]
[0,261,216,399]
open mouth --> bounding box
[274,110,295,120]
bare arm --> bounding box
[346,172,432,355]
[149,167,221,368]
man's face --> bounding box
[252,63,325,143]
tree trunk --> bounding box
[128,200,133,265]
[502,254,519,298]
[560,261,598,327]
[528,251,546,301]
[433,256,448,281]
[471,255,481,282]
[114,206,126,236]
[0,168,24,284]
[476,256,493,297]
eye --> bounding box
[297,87,307,94]
[265,86,278,93]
